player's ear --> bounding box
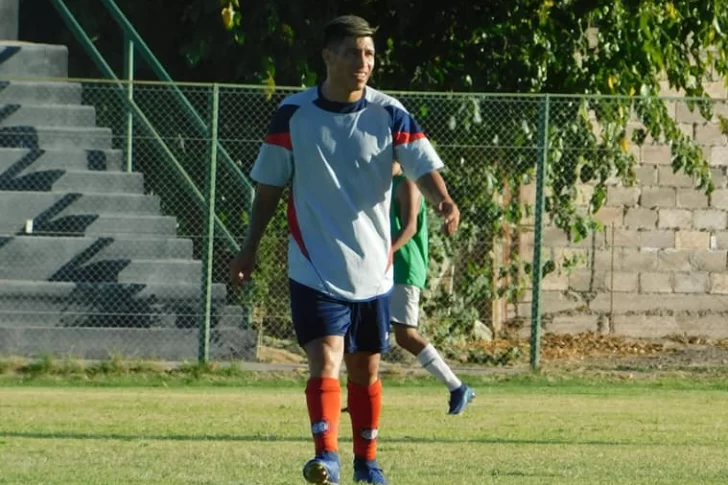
[322,47,333,67]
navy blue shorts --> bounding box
[289,279,391,354]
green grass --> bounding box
[1,369,727,484]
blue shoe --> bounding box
[303,451,340,484]
[448,384,475,415]
[353,458,388,484]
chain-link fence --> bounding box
[1,78,727,365]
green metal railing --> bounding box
[49,0,249,363]
[99,0,254,211]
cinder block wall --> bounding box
[515,81,728,339]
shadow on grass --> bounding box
[0,430,711,447]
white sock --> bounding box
[416,344,462,392]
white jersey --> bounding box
[250,86,444,301]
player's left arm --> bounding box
[391,178,422,253]
[415,171,460,236]
[389,104,460,236]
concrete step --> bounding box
[0,281,257,359]
[0,279,251,329]
[64,258,200,285]
[216,305,251,330]
[0,326,257,360]
[0,125,113,150]
[0,303,249,330]
[0,235,194,279]
[0,81,83,105]
[0,148,124,173]
[0,169,145,193]
[3,258,201,284]
[0,257,200,284]
[0,42,68,78]
[0,191,163,231]
[0,103,97,128]
[75,214,177,238]
[0,0,18,41]
[0,279,228,304]
[3,214,179,238]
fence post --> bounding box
[199,83,220,364]
[530,94,550,371]
[123,33,134,172]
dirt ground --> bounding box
[256,332,728,374]
[537,332,728,372]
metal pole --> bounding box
[199,84,220,363]
[529,94,550,371]
[123,33,134,172]
[609,222,616,333]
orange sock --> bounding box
[347,379,382,461]
[305,377,341,454]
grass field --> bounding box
[1,367,727,485]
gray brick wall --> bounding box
[514,81,728,339]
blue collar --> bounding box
[314,85,368,114]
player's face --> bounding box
[325,36,375,92]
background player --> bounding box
[390,161,475,415]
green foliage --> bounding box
[216,0,727,340]
[24,0,728,340]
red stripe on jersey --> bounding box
[287,193,310,259]
[265,132,292,151]
[393,131,425,146]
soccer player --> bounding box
[390,161,475,415]
[230,15,460,485]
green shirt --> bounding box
[391,174,428,288]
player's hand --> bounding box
[230,247,256,286]
[437,199,460,236]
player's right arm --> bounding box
[241,184,285,253]
[231,184,284,285]
[231,103,296,284]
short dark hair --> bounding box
[323,15,378,48]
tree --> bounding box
[24,0,728,338]
[217,0,727,208]
[215,0,728,338]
